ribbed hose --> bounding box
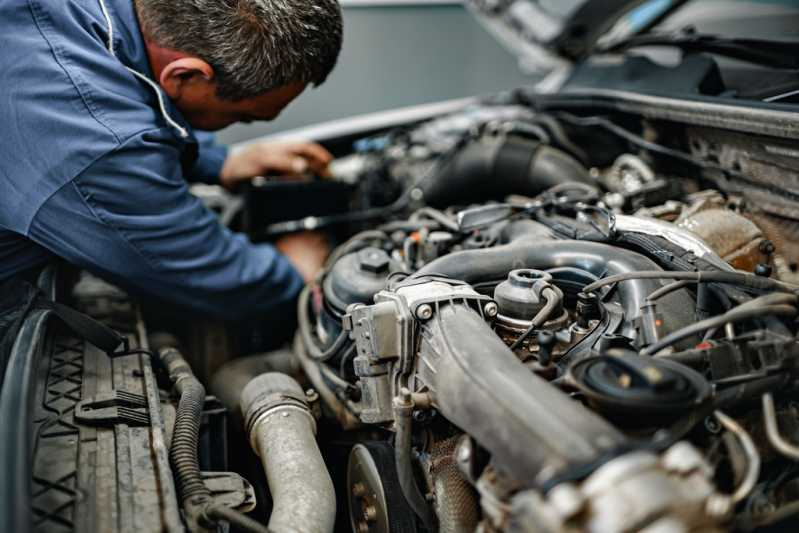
[161,347,271,533]
[161,348,211,507]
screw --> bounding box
[483,301,498,318]
[416,304,433,320]
[352,482,366,497]
[305,389,318,403]
[705,416,721,434]
[364,505,378,521]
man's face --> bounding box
[173,80,307,131]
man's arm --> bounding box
[28,128,303,320]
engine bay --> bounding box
[282,99,799,532]
[12,96,799,533]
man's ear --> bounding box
[159,57,215,100]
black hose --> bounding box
[161,347,212,507]
[582,270,799,295]
[642,296,798,356]
[646,280,694,303]
[297,285,349,362]
[420,136,592,208]
[509,288,562,350]
[160,347,270,533]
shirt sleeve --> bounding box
[27,128,303,320]
[187,130,228,184]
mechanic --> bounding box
[0,0,342,333]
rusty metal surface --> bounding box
[677,208,770,272]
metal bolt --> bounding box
[457,442,472,464]
[416,304,433,320]
[704,416,721,434]
[364,505,378,521]
[483,301,498,318]
[352,482,366,497]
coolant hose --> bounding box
[241,373,336,533]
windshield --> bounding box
[653,0,799,40]
[596,0,799,103]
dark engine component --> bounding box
[420,135,592,207]
[568,352,712,425]
[493,269,564,321]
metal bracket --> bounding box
[74,390,149,427]
[202,471,257,513]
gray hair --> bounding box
[135,0,343,100]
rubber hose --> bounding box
[161,347,211,506]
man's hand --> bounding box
[220,141,333,189]
[275,231,330,283]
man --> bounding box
[0,0,342,322]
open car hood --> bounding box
[466,0,686,72]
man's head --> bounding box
[134,0,343,130]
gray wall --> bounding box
[217,4,536,144]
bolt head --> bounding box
[352,482,366,497]
[358,248,390,274]
[416,304,433,320]
[484,301,498,318]
[364,505,378,521]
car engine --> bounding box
[10,99,799,533]
[278,100,799,533]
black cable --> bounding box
[205,504,272,533]
[554,112,799,204]
[582,270,799,295]
[646,279,694,303]
[297,284,349,362]
[509,288,562,350]
[642,303,797,356]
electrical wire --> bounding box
[554,112,799,204]
[509,287,562,351]
[645,279,694,303]
[297,284,349,362]
[642,294,797,356]
[582,269,799,295]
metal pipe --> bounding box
[393,388,436,530]
[241,373,336,533]
[762,393,799,461]
[714,410,760,504]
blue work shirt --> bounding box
[0,0,303,320]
